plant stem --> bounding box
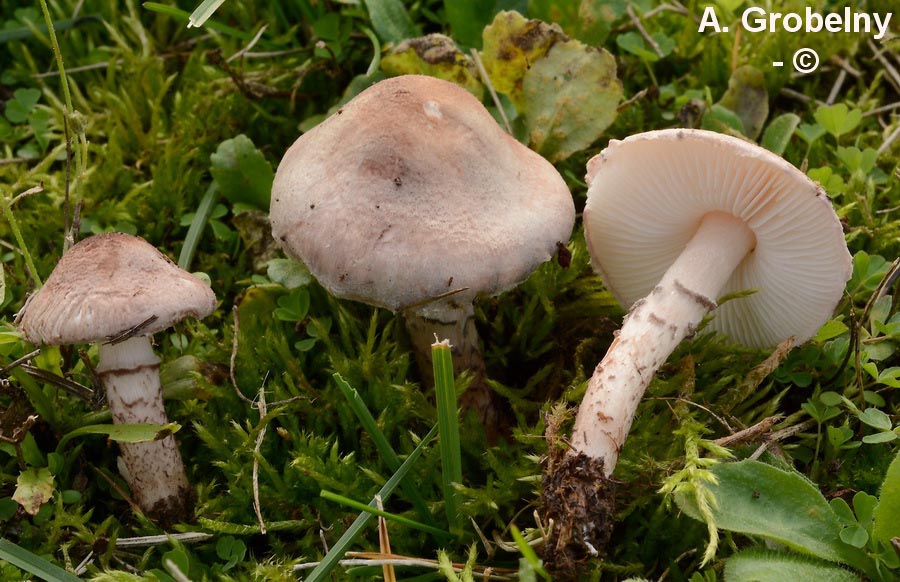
[2,199,42,287]
[37,0,74,115]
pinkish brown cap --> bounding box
[270,74,575,319]
[19,233,216,345]
[584,129,851,348]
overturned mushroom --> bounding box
[270,74,575,430]
[19,233,216,523]
[543,129,851,568]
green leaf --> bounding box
[675,460,873,576]
[266,258,311,289]
[836,146,878,175]
[859,408,893,432]
[839,525,868,548]
[274,288,310,322]
[796,123,826,145]
[361,0,419,43]
[381,34,483,99]
[873,448,900,544]
[481,11,567,107]
[717,65,768,140]
[12,468,54,516]
[522,40,622,162]
[814,104,862,140]
[853,491,877,526]
[0,538,83,582]
[209,135,273,210]
[869,295,892,327]
[616,31,657,61]
[215,536,246,571]
[815,320,848,343]
[530,0,624,46]
[829,498,857,526]
[862,432,897,444]
[724,549,862,582]
[57,422,181,453]
[4,88,41,124]
[294,338,317,352]
[819,391,844,407]
[701,104,745,136]
[761,113,801,155]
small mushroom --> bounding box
[270,74,575,429]
[544,129,851,567]
[19,233,216,523]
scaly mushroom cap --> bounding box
[584,129,851,348]
[270,74,575,318]
[19,233,216,345]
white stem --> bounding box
[571,212,756,473]
[98,336,191,517]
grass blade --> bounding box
[332,373,434,524]
[303,424,438,582]
[0,538,83,582]
[320,490,450,539]
[187,0,227,28]
[432,339,463,534]
[178,182,219,270]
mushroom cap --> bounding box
[19,233,217,345]
[270,74,575,318]
[584,129,851,348]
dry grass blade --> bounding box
[376,495,396,582]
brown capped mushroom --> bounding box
[19,233,216,523]
[270,74,575,429]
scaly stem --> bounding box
[98,336,192,523]
[571,211,756,472]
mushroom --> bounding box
[269,74,575,428]
[19,232,216,523]
[543,129,851,566]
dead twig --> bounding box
[0,349,41,375]
[626,4,664,58]
[252,382,268,534]
[227,24,268,63]
[103,315,158,345]
[470,49,512,135]
[713,415,782,448]
[20,364,93,400]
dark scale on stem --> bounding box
[673,279,716,310]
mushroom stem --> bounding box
[403,305,503,438]
[97,336,192,521]
[572,211,756,471]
